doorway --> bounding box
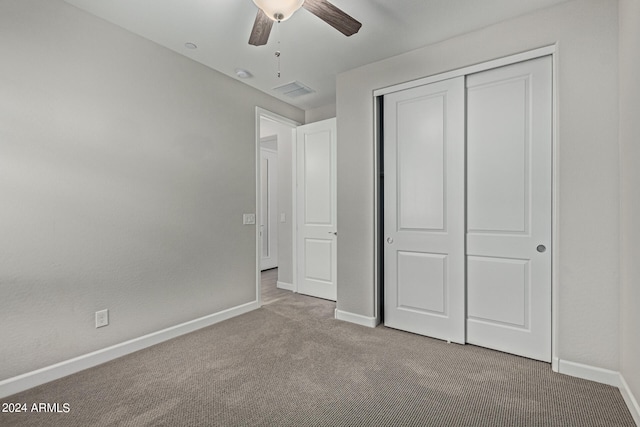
[255,108,299,306]
[255,110,339,305]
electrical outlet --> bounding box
[243,213,256,225]
[95,309,109,328]
[280,213,286,223]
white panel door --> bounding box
[383,77,466,343]
[260,148,278,270]
[466,56,552,362]
[296,118,337,301]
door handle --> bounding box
[537,245,546,253]
[387,237,393,244]
[328,231,338,236]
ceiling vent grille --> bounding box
[272,81,315,98]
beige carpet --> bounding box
[0,291,635,426]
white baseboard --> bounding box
[276,281,294,291]
[335,309,379,328]
[0,300,259,399]
[619,375,640,426]
[536,358,640,424]
[556,358,621,387]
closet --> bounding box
[383,56,552,362]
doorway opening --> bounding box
[255,108,300,307]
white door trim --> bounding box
[374,45,556,97]
[255,107,300,307]
[260,146,279,271]
[373,45,559,366]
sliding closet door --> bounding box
[383,77,465,343]
[466,56,552,362]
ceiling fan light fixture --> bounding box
[252,0,304,21]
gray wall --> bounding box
[275,126,295,285]
[336,0,620,370]
[305,104,337,124]
[619,0,640,412]
[0,0,303,381]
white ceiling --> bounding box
[62,0,569,111]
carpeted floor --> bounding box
[0,289,635,426]
[260,268,289,305]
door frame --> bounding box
[260,145,279,271]
[372,45,560,369]
[255,107,300,307]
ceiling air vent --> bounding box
[272,81,315,98]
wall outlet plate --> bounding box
[95,309,109,328]
[243,213,256,225]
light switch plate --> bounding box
[280,213,286,223]
[243,213,256,225]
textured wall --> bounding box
[305,104,337,124]
[336,0,620,370]
[619,0,640,415]
[274,123,295,286]
[0,0,303,380]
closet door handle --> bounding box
[537,245,546,253]
[387,237,394,244]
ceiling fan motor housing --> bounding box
[252,0,305,22]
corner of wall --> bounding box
[305,104,337,124]
[620,374,640,426]
[335,309,379,328]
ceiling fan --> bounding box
[249,0,362,46]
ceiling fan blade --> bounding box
[248,9,273,46]
[302,0,362,37]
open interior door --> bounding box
[296,118,337,301]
